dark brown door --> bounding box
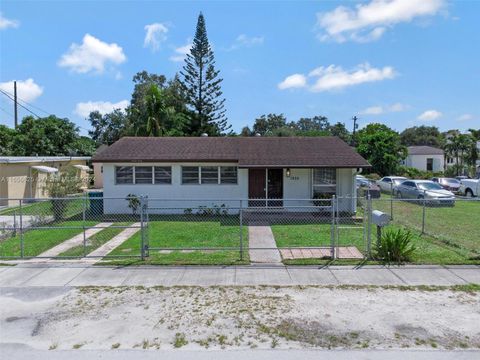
[267,169,283,207]
[248,168,266,207]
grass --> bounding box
[0,196,85,217]
[103,218,249,265]
[0,221,98,257]
[58,222,132,257]
[272,221,479,265]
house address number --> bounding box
[289,176,300,181]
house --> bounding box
[0,156,90,207]
[403,146,444,172]
[92,136,370,214]
[92,145,109,189]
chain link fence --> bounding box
[1,193,478,263]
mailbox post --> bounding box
[371,210,391,246]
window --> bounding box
[135,166,153,184]
[312,168,336,197]
[182,167,199,184]
[115,166,133,184]
[220,167,237,184]
[154,166,172,184]
[201,166,219,184]
[383,178,391,183]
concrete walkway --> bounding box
[81,223,141,263]
[37,222,113,258]
[248,224,282,264]
[0,264,478,287]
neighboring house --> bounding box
[0,156,91,207]
[403,146,444,172]
[92,145,109,189]
[92,136,370,214]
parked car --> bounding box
[431,177,461,193]
[356,176,381,198]
[376,176,408,193]
[455,176,470,181]
[395,180,455,206]
[459,179,479,197]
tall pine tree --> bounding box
[180,13,230,136]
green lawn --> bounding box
[58,222,132,257]
[372,197,480,256]
[0,196,86,217]
[0,221,97,258]
[103,219,249,265]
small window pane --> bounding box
[220,167,237,184]
[201,166,219,184]
[182,166,199,184]
[135,166,153,184]
[115,166,133,184]
[313,168,336,196]
[154,166,172,184]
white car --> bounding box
[376,176,408,193]
[459,179,479,197]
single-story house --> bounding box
[92,144,109,189]
[402,146,444,172]
[0,156,90,207]
[92,136,370,214]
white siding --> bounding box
[405,154,444,172]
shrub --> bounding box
[376,228,416,264]
[126,194,141,215]
[365,173,381,180]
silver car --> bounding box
[395,180,455,206]
[377,176,408,193]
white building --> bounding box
[403,146,444,172]
[92,136,370,214]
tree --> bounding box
[71,136,96,156]
[400,126,441,147]
[295,116,330,132]
[180,13,230,135]
[16,115,82,156]
[0,125,18,155]
[356,123,407,176]
[328,122,351,143]
[88,109,127,146]
[252,114,287,136]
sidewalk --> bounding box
[0,264,478,287]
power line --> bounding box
[0,88,50,116]
[0,106,13,117]
[0,89,42,118]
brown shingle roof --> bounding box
[408,146,444,156]
[92,136,370,168]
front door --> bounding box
[267,169,283,207]
[248,168,283,207]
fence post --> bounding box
[239,199,243,261]
[390,183,394,220]
[366,193,372,259]
[13,210,17,237]
[422,190,426,234]
[19,199,24,258]
[330,195,336,260]
[140,196,145,260]
[83,192,87,222]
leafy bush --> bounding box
[396,166,443,180]
[364,173,381,181]
[126,194,141,215]
[376,228,416,264]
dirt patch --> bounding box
[1,286,479,350]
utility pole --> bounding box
[14,80,18,129]
[352,115,358,147]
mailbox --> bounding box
[371,210,390,227]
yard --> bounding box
[105,217,249,265]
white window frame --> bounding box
[311,168,337,197]
[115,166,134,185]
[181,166,238,185]
[115,165,172,185]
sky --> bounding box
[0,0,479,135]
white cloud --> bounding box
[0,79,43,102]
[228,34,264,50]
[360,102,408,115]
[0,12,19,30]
[279,63,396,92]
[277,74,307,90]
[456,113,473,122]
[169,42,192,62]
[144,23,168,52]
[74,100,129,118]
[58,34,126,74]
[417,109,442,121]
[316,0,445,43]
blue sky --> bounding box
[0,0,479,135]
